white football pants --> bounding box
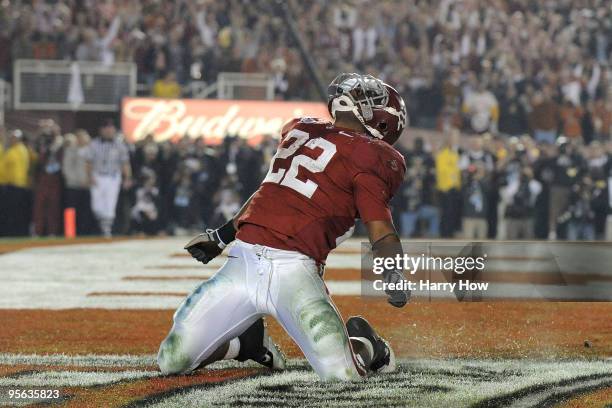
[158,240,363,381]
[90,173,121,221]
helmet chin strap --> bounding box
[364,105,407,141]
[364,124,384,140]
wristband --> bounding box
[217,219,237,247]
[372,232,398,251]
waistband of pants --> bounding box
[234,239,325,276]
[234,239,309,260]
[93,172,121,178]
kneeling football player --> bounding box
[158,73,410,381]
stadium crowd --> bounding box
[1,0,611,134]
[1,120,611,241]
[0,0,611,240]
[0,120,276,238]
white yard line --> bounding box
[0,238,610,309]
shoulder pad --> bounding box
[352,138,406,193]
[353,137,405,173]
[298,117,321,124]
[280,117,331,140]
[280,118,300,140]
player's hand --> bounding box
[185,220,237,264]
[383,270,410,308]
[184,229,225,264]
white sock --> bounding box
[100,218,113,236]
[223,338,241,360]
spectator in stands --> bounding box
[220,136,264,201]
[529,89,560,145]
[460,135,498,236]
[589,168,609,240]
[271,58,289,100]
[461,163,489,239]
[531,143,555,239]
[459,136,495,172]
[86,120,132,238]
[435,130,462,238]
[210,175,242,227]
[398,138,439,238]
[592,97,612,141]
[549,138,586,239]
[191,144,220,227]
[171,166,194,235]
[586,140,609,219]
[32,120,63,236]
[462,82,499,134]
[0,130,30,236]
[74,14,121,65]
[562,178,596,241]
[131,168,160,235]
[502,166,542,240]
[62,130,94,235]
[497,85,527,137]
[133,140,162,182]
[560,99,584,140]
[152,70,181,99]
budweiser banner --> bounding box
[121,98,329,144]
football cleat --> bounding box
[346,316,396,374]
[376,338,396,374]
[236,318,286,370]
[260,327,286,370]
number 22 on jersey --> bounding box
[263,129,337,198]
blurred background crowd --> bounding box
[0,0,611,240]
[0,120,278,238]
[1,0,611,136]
[1,119,611,241]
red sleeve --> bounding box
[354,172,393,222]
[351,140,406,223]
[280,118,300,142]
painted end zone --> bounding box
[0,356,610,407]
[0,238,611,407]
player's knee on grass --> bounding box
[157,331,193,375]
[318,363,363,382]
[297,298,362,382]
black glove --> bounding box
[184,220,236,264]
[383,269,410,308]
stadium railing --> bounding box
[12,59,137,112]
[0,79,10,127]
[217,72,274,100]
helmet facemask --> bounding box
[328,73,389,123]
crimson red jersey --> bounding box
[236,118,406,264]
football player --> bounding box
[158,73,410,381]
